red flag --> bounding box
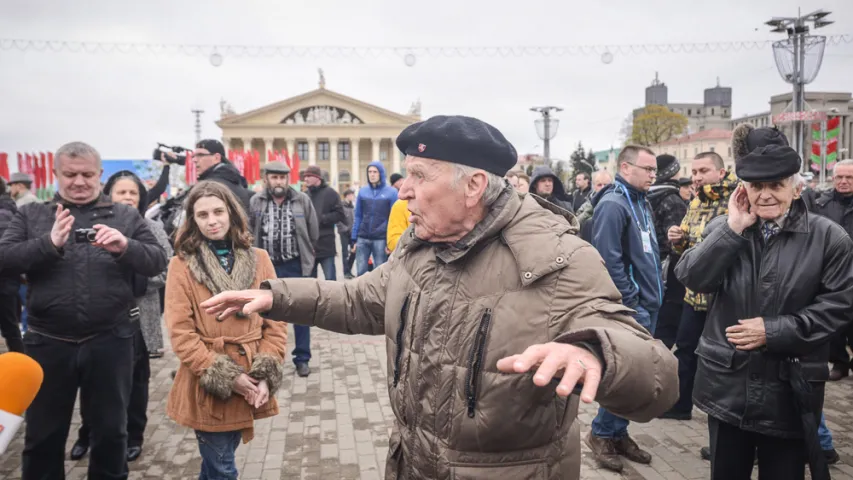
[0,153,8,181]
[48,152,54,185]
[39,153,47,191]
[291,151,301,184]
[17,153,23,173]
[185,151,196,185]
[253,150,261,184]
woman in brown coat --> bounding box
[164,181,286,479]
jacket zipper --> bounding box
[393,294,412,387]
[465,308,493,418]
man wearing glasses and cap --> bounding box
[193,139,253,215]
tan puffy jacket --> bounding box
[263,189,678,479]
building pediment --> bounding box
[217,88,418,127]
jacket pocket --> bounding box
[393,293,412,387]
[779,360,829,383]
[695,336,735,369]
[465,308,493,418]
[449,459,546,480]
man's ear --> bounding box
[466,171,489,207]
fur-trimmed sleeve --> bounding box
[251,250,287,393]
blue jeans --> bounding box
[19,283,27,332]
[195,430,240,479]
[818,412,834,450]
[591,306,659,438]
[311,255,337,281]
[273,259,312,366]
[356,237,388,277]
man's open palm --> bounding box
[201,289,273,319]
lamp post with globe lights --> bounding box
[531,106,563,164]
[767,9,832,169]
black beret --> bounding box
[656,154,680,181]
[677,177,692,187]
[396,115,518,176]
[736,145,801,183]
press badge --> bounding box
[641,231,653,254]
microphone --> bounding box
[0,352,44,454]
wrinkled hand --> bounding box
[667,225,684,244]
[496,342,602,403]
[92,224,129,254]
[50,204,75,249]
[252,380,270,408]
[201,289,274,320]
[726,317,766,351]
[727,185,757,235]
[233,373,259,403]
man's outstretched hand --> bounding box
[496,342,602,404]
[201,289,274,320]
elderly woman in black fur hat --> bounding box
[675,143,853,480]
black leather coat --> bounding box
[675,199,853,438]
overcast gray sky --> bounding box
[1,0,852,166]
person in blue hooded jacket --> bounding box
[585,145,664,473]
[351,161,398,276]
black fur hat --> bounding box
[732,123,789,161]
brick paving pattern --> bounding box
[3,326,853,479]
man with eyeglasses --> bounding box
[193,139,253,215]
[586,145,663,473]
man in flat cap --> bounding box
[201,115,678,480]
[675,144,853,480]
[8,172,39,207]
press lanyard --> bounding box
[616,181,651,233]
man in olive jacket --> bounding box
[202,115,678,480]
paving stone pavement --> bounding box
[3,326,853,479]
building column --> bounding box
[308,138,317,166]
[390,136,401,174]
[263,138,275,163]
[329,138,339,189]
[286,139,296,160]
[242,137,253,152]
[222,137,232,151]
[351,138,361,185]
[371,137,381,163]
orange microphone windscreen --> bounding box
[0,352,44,416]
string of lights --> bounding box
[2,35,852,59]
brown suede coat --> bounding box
[165,246,287,443]
[261,188,679,479]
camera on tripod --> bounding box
[152,143,188,166]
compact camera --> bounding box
[74,228,97,243]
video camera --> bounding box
[152,143,188,166]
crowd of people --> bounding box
[0,113,851,480]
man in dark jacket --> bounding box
[571,171,592,212]
[0,176,24,353]
[587,145,663,472]
[250,161,319,377]
[351,161,398,276]
[0,142,167,480]
[193,139,253,215]
[338,189,355,279]
[647,154,688,350]
[302,166,345,281]
[529,165,573,212]
[676,145,853,480]
[810,159,853,381]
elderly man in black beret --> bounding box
[201,115,678,480]
[675,144,853,480]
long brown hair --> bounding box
[174,181,253,259]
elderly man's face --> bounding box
[56,154,102,205]
[536,177,554,196]
[833,165,853,195]
[592,173,612,193]
[744,177,801,221]
[398,156,483,243]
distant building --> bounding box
[649,129,734,177]
[592,148,618,173]
[633,73,733,134]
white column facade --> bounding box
[263,138,274,162]
[222,137,232,151]
[351,138,361,184]
[242,137,253,152]
[371,137,381,163]
[390,136,401,174]
[286,139,296,159]
[329,138,339,189]
[308,138,317,166]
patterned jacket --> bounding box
[672,171,739,310]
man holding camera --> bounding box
[0,142,167,480]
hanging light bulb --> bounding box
[601,50,614,65]
[209,50,224,67]
[404,52,417,67]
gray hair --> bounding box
[744,173,804,189]
[834,159,853,171]
[592,170,612,184]
[452,164,505,206]
[55,141,102,168]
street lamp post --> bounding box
[766,9,832,169]
[531,106,563,163]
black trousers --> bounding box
[22,323,134,480]
[0,291,24,353]
[670,305,706,414]
[78,325,149,448]
[654,260,685,350]
[709,416,806,480]
[340,232,355,277]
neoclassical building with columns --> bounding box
[216,82,421,192]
